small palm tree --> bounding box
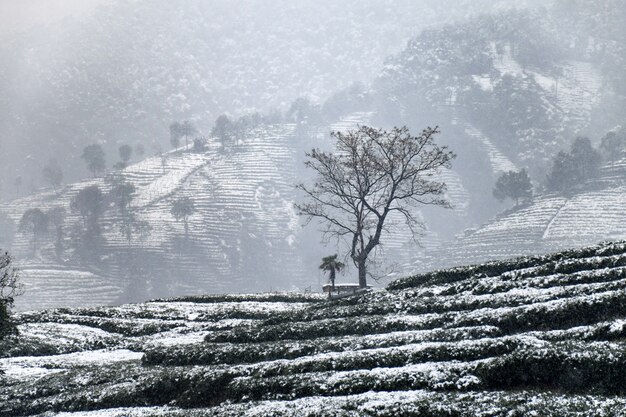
[319,254,345,291]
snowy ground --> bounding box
[2,242,626,415]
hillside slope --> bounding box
[421,160,626,272]
[0,123,306,311]
[3,241,626,415]
[0,0,545,194]
[2,113,467,311]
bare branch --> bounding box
[297,125,455,287]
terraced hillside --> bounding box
[421,160,626,272]
[0,109,477,312]
[0,122,309,311]
[3,241,626,416]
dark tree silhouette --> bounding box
[493,169,533,206]
[297,125,455,288]
[110,180,136,215]
[319,254,345,291]
[170,196,196,239]
[212,114,233,150]
[70,186,106,264]
[19,208,49,256]
[193,137,208,152]
[570,136,601,181]
[599,131,624,165]
[546,151,576,191]
[109,180,137,245]
[81,144,106,177]
[115,144,133,170]
[180,120,197,149]
[71,185,105,228]
[547,137,602,191]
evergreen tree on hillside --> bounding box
[570,136,602,181]
[114,144,133,170]
[600,130,624,165]
[546,137,602,192]
[19,208,49,256]
[109,180,137,245]
[212,114,233,150]
[81,144,106,177]
[492,169,533,206]
[180,121,197,149]
[171,196,196,239]
[71,185,105,228]
[70,185,106,263]
[546,151,577,191]
[193,137,208,153]
[288,97,321,124]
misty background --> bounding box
[1,0,625,311]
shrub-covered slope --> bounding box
[3,241,626,416]
[0,0,542,194]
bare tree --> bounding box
[297,125,455,288]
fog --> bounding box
[0,0,108,35]
[1,0,624,310]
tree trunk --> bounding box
[358,260,367,288]
[330,268,336,291]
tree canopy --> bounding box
[19,208,49,255]
[493,169,533,205]
[599,130,624,165]
[171,196,196,238]
[297,125,455,288]
[546,137,601,192]
[319,254,345,291]
[81,144,106,177]
[71,185,105,227]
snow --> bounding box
[55,407,175,417]
[3,242,626,415]
[0,349,142,380]
[461,120,517,175]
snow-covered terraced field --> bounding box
[0,121,323,310]
[3,241,626,416]
[422,162,626,271]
